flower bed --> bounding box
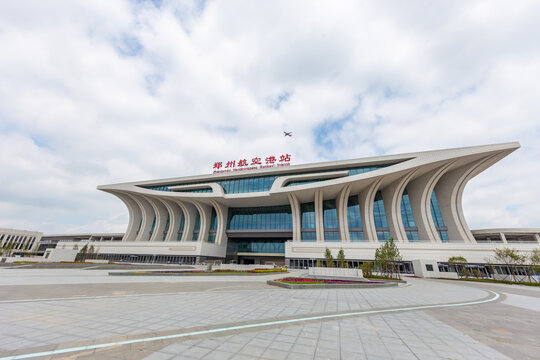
[267,277,400,289]
[277,277,380,284]
[213,269,286,273]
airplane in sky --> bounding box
[283,131,292,137]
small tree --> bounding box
[492,248,525,282]
[375,238,402,279]
[4,242,14,257]
[525,249,540,282]
[76,244,88,262]
[337,248,346,268]
[88,245,95,260]
[315,259,322,267]
[448,256,468,278]
[361,261,374,277]
[324,248,334,268]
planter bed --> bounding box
[267,277,402,289]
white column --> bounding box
[147,197,168,242]
[435,152,509,243]
[112,191,141,242]
[209,200,228,246]
[407,162,454,243]
[190,201,212,243]
[159,198,183,242]
[175,200,196,242]
[129,194,156,242]
[287,193,301,241]
[314,190,324,242]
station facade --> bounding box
[94,142,539,267]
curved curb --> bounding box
[0,290,500,360]
[267,279,400,289]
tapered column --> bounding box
[407,162,454,242]
[113,191,141,242]
[147,197,168,242]
[209,200,228,245]
[382,170,417,242]
[314,190,324,242]
[175,200,195,242]
[436,152,508,243]
[337,185,352,242]
[190,201,212,242]
[159,198,183,242]
[130,194,156,242]
[359,178,382,242]
[287,193,301,241]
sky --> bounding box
[0,0,539,235]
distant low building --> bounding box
[38,233,124,253]
[0,228,42,255]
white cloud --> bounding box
[0,0,539,233]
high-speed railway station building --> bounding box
[89,142,539,270]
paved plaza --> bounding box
[0,266,538,359]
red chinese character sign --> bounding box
[212,154,292,173]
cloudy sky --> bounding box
[1,0,539,235]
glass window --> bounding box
[301,231,317,241]
[405,230,419,241]
[439,230,449,242]
[227,206,292,230]
[347,196,362,229]
[349,231,364,241]
[192,211,200,241]
[209,208,217,231]
[400,189,416,228]
[431,191,449,241]
[377,230,391,242]
[301,202,316,229]
[144,164,401,194]
[324,231,340,241]
[323,200,338,229]
[373,191,388,228]
[430,191,446,227]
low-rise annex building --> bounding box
[68,142,538,269]
[0,228,42,256]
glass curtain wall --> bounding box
[373,191,390,241]
[323,200,339,241]
[219,176,278,194]
[401,189,419,241]
[430,191,449,241]
[177,213,185,241]
[145,163,398,193]
[301,202,316,241]
[208,208,217,243]
[227,206,292,230]
[347,196,364,241]
[192,211,200,241]
[228,240,285,254]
